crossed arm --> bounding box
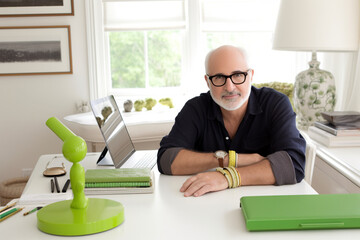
[171,149,276,197]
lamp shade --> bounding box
[273,0,360,52]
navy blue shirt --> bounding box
[158,86,306,183]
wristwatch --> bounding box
[214,150,227,168]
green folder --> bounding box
[240,193,360,231]
[85,168,151,184]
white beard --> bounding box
[209,83,251,111]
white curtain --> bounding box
[348,50,360,111]
[102,0,186,31]
[322,50,360,112]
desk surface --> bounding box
[314,143,360,187]
[1,154,360,239]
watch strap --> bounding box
[218,157,224,168]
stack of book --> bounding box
[308,111,360,147]
[84,168,154,195]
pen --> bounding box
[51,179,55,193]
[0,201,17,214]
[54,176,60,193]
[23,207,43,216]
[62,179,70,193]
[0,207,24,222]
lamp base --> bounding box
[294,52,336,130]
[37,198,124,236]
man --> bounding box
[157,45,305,197]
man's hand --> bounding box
[180,171,228,197]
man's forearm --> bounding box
[235,153,265,167]
[237,159,276,185]
[171,149,218,175]
[172,150,265,171]
[172,150,276,185]
[170,149,271,178]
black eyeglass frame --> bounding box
[206,69,251,87]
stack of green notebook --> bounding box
[84,168,154,195]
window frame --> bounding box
[85,0,311,103]
[86,0,198,101]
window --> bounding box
[87,0,312,104]
[109,30,183,89]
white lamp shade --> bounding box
[273,0,360,52]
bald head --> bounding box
[204,45,249,75]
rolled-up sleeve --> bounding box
[267,151,296,185]
[157,147,183,174]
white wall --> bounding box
[0,1,89,183]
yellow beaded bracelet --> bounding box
[228,168,237,188]
[223,168,233,188]
[227,166,239,188]
[228,150,236,167]
[234,167,241,186]
[216,167,232,188]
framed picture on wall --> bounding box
[0,0,74,17]
[0,26,73,76]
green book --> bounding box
[85,168,151,183]
[85,182,151,188]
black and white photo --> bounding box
[0,0,73,16]
[0,26,72,76]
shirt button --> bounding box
[225,137,229,140]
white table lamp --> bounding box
[273,0,359,129]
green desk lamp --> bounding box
[37,117,124,236]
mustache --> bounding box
[221,91,241,97]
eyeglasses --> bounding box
[207,69,251,87]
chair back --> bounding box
[300,130,316,184]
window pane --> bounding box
[109,32,145,88]
[109,30,182,89]
[148,31,182,87]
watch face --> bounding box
[215,150,227,158]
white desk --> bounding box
[312,143,360,194]
[1,154,360,239]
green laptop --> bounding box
[240,193,360,231]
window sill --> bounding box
[63,108,177,145]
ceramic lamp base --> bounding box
[37,198,124,236]
[294,52,336,130]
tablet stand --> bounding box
[37,117,124,236]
